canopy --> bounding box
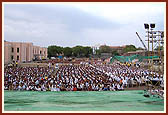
[110,55,159,63]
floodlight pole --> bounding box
[147,29,150,72]
[158,32,161,76]
[159,31,164,75]
[151,28,154,80]
[158,32,161,88]
[143,23,165,98]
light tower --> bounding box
[144,23,164,98]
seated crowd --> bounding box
[4,61,163,91]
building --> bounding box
[99,45,126,54]
[99,45,126,58]
[4,41,47,64]
[123,50,164,57]
[109,45,126,54]
[123,50,147,56]
[33,45,47,60]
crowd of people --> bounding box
[4,61,164,92]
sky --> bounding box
[3,2,165,48]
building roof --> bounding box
[100,45,126,49]
[4,40,33,44]
[109,45,126,49]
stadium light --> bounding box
[161,32,164,38]
[144,23,149,29]
[150,23,155,29]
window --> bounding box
[17,55,19,60]
[11,47,14,53]
[17,48,19,53]
[11,55,13,60]
[40,51,42,54]
[44,51,45,54]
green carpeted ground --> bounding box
[4,90,164,111]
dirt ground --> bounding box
[124,86,146,90]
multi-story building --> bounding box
[109,45,126,55]
[4,41,47,64]
[123,50,164,57]
[33,45,47,60]
[123,50,147,56]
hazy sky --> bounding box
[4,2,165,48]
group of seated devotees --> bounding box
[4,61,163,91]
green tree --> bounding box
[137,47,145,50]
[47,45,63,58]
[95,49,101,57]
[72,46,83,57]
[123,45,137,53]
[99,45,111,53]
[63,47,72,57]
[48,45,93,58]
[112,50,119,56]
[82,46,93,57]
[72,46,92,58]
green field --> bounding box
[4,90,164,111]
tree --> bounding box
[82,46,93,57]
[72,46,92,58]
[47,45,63,58]
[99,45,111,53]
[72,46,83,57]
[137,47,145,50]
[95,49,101,57]
[48,45,93,58]
[63,47,72,57]
[112,50,119,56]
[123,45,137,53]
